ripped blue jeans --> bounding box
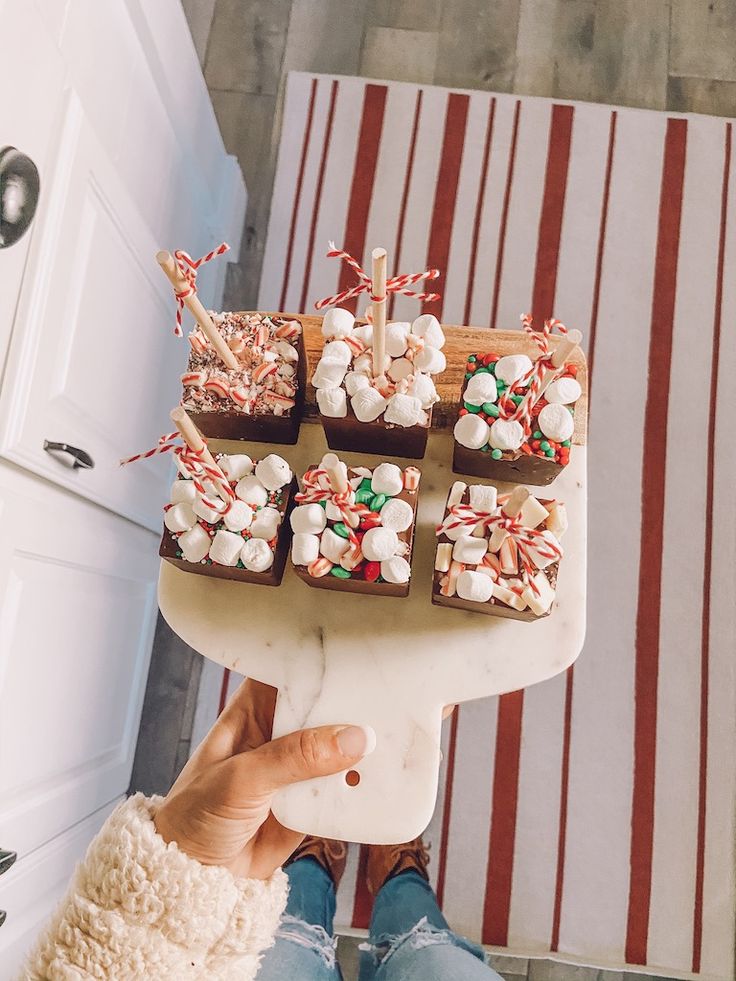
[256,857,502,981]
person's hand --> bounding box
[154,678,374,880]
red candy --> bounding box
[482,352,499,365]
[363,561,381,582]
[360,512,382,530]
[458,407,468,417]
[466,361,476,372]
[567,365,578,376]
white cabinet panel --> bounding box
[0,467,158,857]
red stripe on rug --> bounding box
[464,98,497,326]
[692,121,731,974]
[435,706,461,907]
[483,689,524,946]
[532,104,574,325]
[490,100,521,329]
[351,844,374,928]
[299,79,339,313]
[625,117,688,966]
[279,76,318,311]
[422,92,471,320]
[588,110,617,390]
[217,667,231,716]
[389,89,423,320]
[551,667,574,951]
[337,83,388,315]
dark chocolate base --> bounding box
[452,444,562,486]
[321,405,432,460]
[159,477,297,587]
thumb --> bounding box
[241,724,376,795]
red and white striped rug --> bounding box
[200,73,736,980]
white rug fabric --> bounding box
[194,72,736,981]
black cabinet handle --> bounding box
[0,146,40,248]
[0,910,6,928]
[0,850,16,876]
[43,441,94,470]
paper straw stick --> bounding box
[489,486,530,551]
[157,250,239,370]
[322,453,359,527]
[170,406,225,488]
[537,328,583,399]
[371,247,387,378]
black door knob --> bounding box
[0,850,17,876]
[0,146,40,248]
[43,441,94,470]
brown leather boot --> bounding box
[285,836,348,889]
[366,837,430,896]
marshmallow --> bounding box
[345,371,371,396]
[362,527,400,561]
[454,413,489,450]
[546,501,568,538]
[255,454,292,491]
[464,373,498,406]
[545,376,582,405]
[457,570,495,603]
[352,323,373,347]
[355,351,390,375]
[170,479,197,505]
[378,497,414,532]
[291,504,327,535]
[164,502,197,533]
[488,418,525,451]
[469,484,498,512]
[178,524,210,563]
[321,307,355,339]
[223,500,253,532]
[384,393,423,428]
[320,527,350,562]
[407,373,438,408]
[385,321,411,357]
[322,340,353,365]
[193,497,226,524]
[447,481,467,508]
[452,535,488,565]
[413,345,446,375]
[411,314,445,349]
[538,403,574,443]
[292,532,320,566]
[435,542,453,572]
[521,570,556,615]
[387,357,414,382]
[351,387,388,422]
[235,475,269,508]
[209,529,243,566]
[519,495,550,530]
[311,358,348,389]
[250,506,282,541]
[240,537,274,572]
[220,454,253,482]
[494,354,533,386]
[491,580,528,610]
[381,555,411,584]
[371,463,404,497]
[317,386,348,418]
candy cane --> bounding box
[295,468,368,544]
[314,241,441,310]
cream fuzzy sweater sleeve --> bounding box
[24,794,288,980]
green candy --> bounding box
[465,371,473,379]
[533,430,543,439]
[481,444,490,452]
[359,478,373,491]
[333,522,350,538]
[540,440,550,452]
[489,362,497,371]
[562,439,571,447]
[483,402,500,417]
[369,493,387,512]
[355,488,374,505]
[468,354,477,362]
[511,394,523,405]
[319,500,327,508]
[497,380,508,391]
[546,448,556,458]
[330,566,351,579]
[491,448,503,460]
[473,366,489,374]
[464,402,481,413]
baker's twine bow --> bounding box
[170,243,230,336]
[314,242,441,311]
[295,468,369,544]
[437,503,562,597]
[120,431,235,515]
[497,314,569,429]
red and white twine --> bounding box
[314,242,441,310]
[169,243,230,336]
[497,314,569,429]
[295,468,369,544]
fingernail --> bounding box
[337,725,377,758]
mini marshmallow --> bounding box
[463,373,498,406]
[544,377,582,405]
[220,454,253,482]
[521,571,556,615]
[447,481,467,508]
[355,351,391,375]
[384,393,423,428]
[488,418,525,451]
[492,580,528,610]
[381,555,412,584]
[322,307,355,339]
[292,532,320,566]
[311,358,348,390]
[320,527,350,563]
[385,322,411,357]
[494,354,532,386]
[317,386,348,418]
[457,570,495,603]
[240,538,274,572]
[546,501,568,538]
[387,357,414,382]
[255,454,292,491]
[538,403,574,443]
[362,527,400,562]
[378,497,414,532]
[170,479,197,505]
[371,463,404,497]
[164,502,197,533]
[193,497,226,524]
[413,345,446,375]
[407,373,438,408]
[352,323,373,347]
[351,387,388,423]
[519,495,550,530]
[452,535,488,565]
[235,475,269,508]
[209,530,243,567]
[345,371,371,396]
[223,500,253,532]
[411,314,445,349]
[435,542,453,572]
[179,524,210,563]
[291,503,327,535]
[454,413,489,450]
[250,506,282,541]
[469,484,498,512]
[322,340,353,365]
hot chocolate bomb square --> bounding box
[290,454,421,597]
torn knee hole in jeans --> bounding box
[358,916,485,968]
[276,914,339,969]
